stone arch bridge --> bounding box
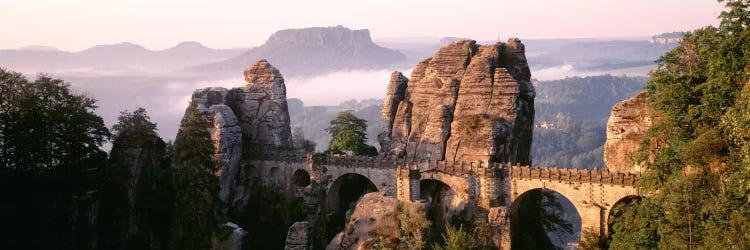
[244,148,640,248]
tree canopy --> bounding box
[171,101,220,250]
[609,1,750,248]
[325,110,378,156]
[0,68,110,249]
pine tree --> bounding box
[172,101,219,250]
[325,110,377,156]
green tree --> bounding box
[0,69,110,249]
[325,110,378,156]
[398,203,431,249]
[111,107,158,141]
[512,190,574,250]
[172,101,220,250]
[609,1,750,248]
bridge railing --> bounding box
[508,165,641,186]
[243,147,640,185]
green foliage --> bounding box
[512,190,574,250]
[326,110,378,156]
[533,75,647,169]
[0,69,110,249]
[238,183,306,249]
[578,228,609,250]
[432,225,475,250]
[0,69,110,173]
[398,203,431,249]
[111,107,158,141]
[370,240,394,250]
[172,101,220,250]
[532,113,607,169]
[609,1,750,248]
[430,222,497,250]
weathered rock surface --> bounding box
[604,92,659,173]
[284,221,310,250]
[229,60,293,147]
[184,60,292,204]
[326,192,423,250]
[102,131,168,250]
[378,38,535,164]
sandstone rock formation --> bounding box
[102,130,168,250]
[327,192,424,250]
[185,60,292,204]
[378,38,535,164]
[604,92,659,173]
[284,221,311,250]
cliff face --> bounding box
[378,38,535,164]
[198,26,406,76]
[100,131,169,250]
[604,92,659,173]
[187,60,292,203]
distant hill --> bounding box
[18,45,60,51]
[194,26,406,77]
[532,75,648,169]
[0,41,246,74]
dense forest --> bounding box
[532,75,647,169]
[607,0,750,248]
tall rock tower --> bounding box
[184,59,292,203]
[378,38,535,164]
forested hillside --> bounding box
[608,1,750,248]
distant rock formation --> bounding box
[196,26,406,76]
[378,38,535,164]
[604,92,660,173]
[186,60,292,203]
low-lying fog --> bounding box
[61,69,402,142]
[46,63,647,143]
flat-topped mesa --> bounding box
[378,38,535,165]
[183,60,292,203]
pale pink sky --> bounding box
[0,0,724,51]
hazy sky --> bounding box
[1,0,724,51]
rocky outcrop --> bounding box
[378,38,535,164]
[186,60,292,204]
[327,192,424,250]
[604,92,659,173]
[213,222,247,250]
[284,222,311,250]
[101,131,169,250]
[229,60,293,147]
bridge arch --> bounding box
[510,188,582,249]
[606,195,641,238]
[326,173,378,232]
